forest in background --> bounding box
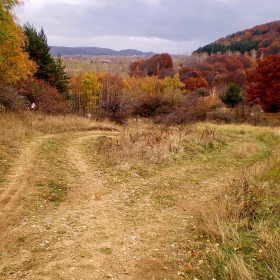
[196,20,280,57]
[0,0,280,126]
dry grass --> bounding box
[0,111,120,182]
[92,120,225,172]
[183,146,280,279]
[88,119,280,279]
[0,111,119,142]
[1,112,279,279]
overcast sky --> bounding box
[14,0,280,54]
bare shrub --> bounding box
[206,107,234,123]
[0,84,27,111]
[132,94,164,117]
[193,87,211,97]
[162,89,185,108]
[155,91,223,125]
[206,103,267,125]
[232,103,267,125]
[154,107,191,125]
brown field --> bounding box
[0,112,279,279]
[62,55,142,75]
[62,54,186,75]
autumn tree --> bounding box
[80,72,101,113]
[0,2,36,85]
[184,77,209,91]
[140,76,163,95]
[97,73,125,113]
[129,53,173,77]
[162,73,185,93]
[96,73,128,123]
[0,0,20,11]
[246,54,280,112]
[69,72,84,114]
[157,67,174,79]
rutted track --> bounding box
[0,136,54,231]
[0,127,278,279]
[0,131,116,230]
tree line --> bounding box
[0,0,279,122]
[0,0,70,112]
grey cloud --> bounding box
[15,0,280,53]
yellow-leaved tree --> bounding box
[80,72,101,113]
[162,73,185,93]
[0,0,37,85]
[140,76,163,95]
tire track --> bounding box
[0,135,54,230]
[65,131,117,201]
[0,131,117,232]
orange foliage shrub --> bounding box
[184,77,209,91]
[179,67,194,81]
[129,60,144,72]
[226,69,246,86]
[20,78,68,113]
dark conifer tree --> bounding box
[52,54,70,94]
[23,23,70,94]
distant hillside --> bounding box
[50,46,156,57]
[195,20,280,57]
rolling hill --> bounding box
[195,20,280,57]
[50,46,156,57]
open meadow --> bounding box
[0,112,279,279]
[62,55,141,75]
[61,54,185,75]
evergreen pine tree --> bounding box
[23,23,70,93]
[52,54,70,94]
[221,83,243,107]
[23,23,53,81]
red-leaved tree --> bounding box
[129,53,173,77]
[246,54,280,112]
[184,77,209,91]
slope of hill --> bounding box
[195,20,280,57]
[50,46,156,57]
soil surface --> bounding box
[0,128,270,280]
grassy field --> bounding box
[0,112,279,279]
[62,55,137,75]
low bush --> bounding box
[0,84,28,111]
[20,78,69,114]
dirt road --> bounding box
[0,128,273,280]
